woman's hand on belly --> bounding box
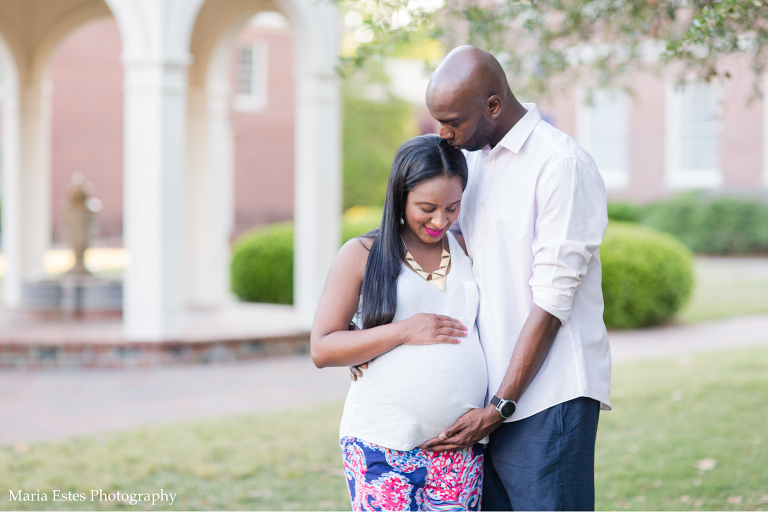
[347,314,467,380]
[400,313,467,346]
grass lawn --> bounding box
[1,347,767,511]
[595,347,768,511]
[678,257,768,323]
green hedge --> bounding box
[606,201,644,223]
[608,193,768,255]
[231,212,382,304]
[601,222,694,329]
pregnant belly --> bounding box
[349,336,488,445]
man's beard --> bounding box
[461,116,493,152]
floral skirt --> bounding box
[340,436,484,511]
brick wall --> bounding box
[50,18,123,242]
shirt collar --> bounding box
[489,103,541,157]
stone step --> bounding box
[0,335,310,369]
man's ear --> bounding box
[487,95,502,119]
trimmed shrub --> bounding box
[601,222,694,329]
[231,212,382,304]
[230,223,294,304]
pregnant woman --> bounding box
[311,134,488,511]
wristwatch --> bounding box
[490,395,517,419]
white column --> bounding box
[763,73,768,188]
[293,70,341,330]
[184,41,234,309]
[1,78,52,307]
[123,59,189,340]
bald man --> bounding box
[420,46,611,511]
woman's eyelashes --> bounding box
[420,206,458,214]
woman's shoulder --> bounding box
[335,234,375,279]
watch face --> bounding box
[500,401,516,418]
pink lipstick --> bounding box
[424,226,444,237]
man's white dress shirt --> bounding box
[459,103,612,422]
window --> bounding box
[233,41,268,111]
[665,81,722,189]
[575,89,630,190]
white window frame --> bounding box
[233,41,268,112]
[575,88,630,190]
[665,80,723,189]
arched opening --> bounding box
[185,9,295,310]
[0,0,118,309]
[185,0,341,328]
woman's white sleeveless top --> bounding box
[339,232,488,451]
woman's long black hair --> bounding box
[359,134,468,330]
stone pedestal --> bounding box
[21,277,123,317]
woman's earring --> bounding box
[400,216,404,226]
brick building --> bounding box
[538,63,766,201]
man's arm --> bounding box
[421,305,560,451]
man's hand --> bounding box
[349,362,367,381]
[421,406,504,452]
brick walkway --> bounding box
[0,356,350,445]
[1,313,767,446]
[609,313,768,362]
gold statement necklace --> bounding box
[400,235,450,291]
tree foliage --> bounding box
[338,0,768,96]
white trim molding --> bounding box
[232,40,268,112]
[664,80,723,189]
[575,88,630,190]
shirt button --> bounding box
[481,201,485,207]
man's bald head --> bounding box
[425,46,523,151]
[426,46,511,112]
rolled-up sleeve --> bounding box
[529,157,608,324]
